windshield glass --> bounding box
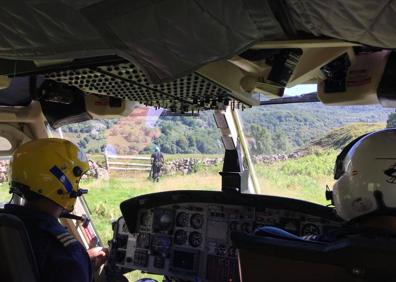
[64,108,225,281]
[240,102,394,205]
[60,110,222,215]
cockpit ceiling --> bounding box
[0,1,395,84]
[45,62,242,113]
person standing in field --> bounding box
[151,146,164,182]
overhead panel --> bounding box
[45,62,249,113]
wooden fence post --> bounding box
[104,151,109,171]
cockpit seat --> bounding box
[232,228,396,282]
[0,213,39,282]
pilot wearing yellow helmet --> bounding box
[3,138,107,282]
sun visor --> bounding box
[37,79,140,128]
[37,80,91,129]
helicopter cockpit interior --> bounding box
[1,1,396,282]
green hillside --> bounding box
[255,122,386,204]
[60,103,393,155]
[240,103,392,153]
[308,123,384,150]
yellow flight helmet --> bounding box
[9,138,90,212]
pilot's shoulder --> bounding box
[38,221,80,248]
[55,232,80,248]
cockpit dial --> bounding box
[189,231,202,247]
[176,212,189,227]
[190,213,204,229]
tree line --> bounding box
[61,104,393,155]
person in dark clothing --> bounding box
[4,138,107,282]
[150,146,164,182]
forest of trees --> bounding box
[146,113,222,154]
[61,103,394,155]
[386,112,396,128]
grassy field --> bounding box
[256,149,337,205]
[0,183,9,202]
[83,171,220,243]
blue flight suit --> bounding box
[3,204,92,282]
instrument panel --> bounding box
[107,191,342,281]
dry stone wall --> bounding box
[162,158,222,175]
[252,151,306,164]
[83,160,109,180]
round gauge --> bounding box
[229,221,239,232]
[188,231,202,247]
[301,223,320,236]
[241,222,252,233]
[190,213,204,229]
[176,212,189,227]
[174,229,188,245]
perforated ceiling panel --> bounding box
[45,62,242,112]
